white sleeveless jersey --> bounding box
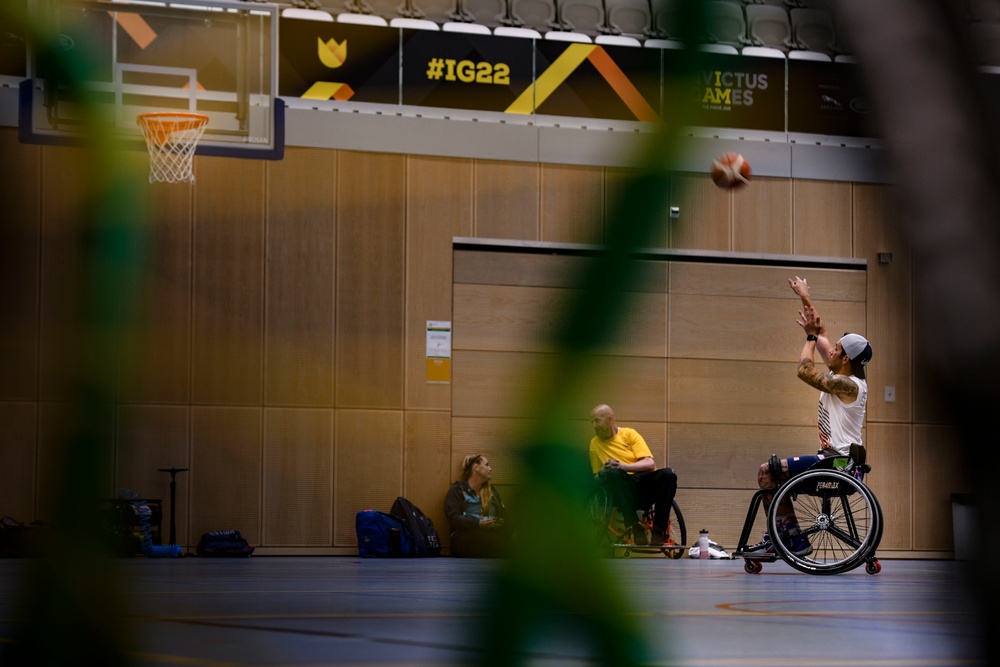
[816,375,867,455]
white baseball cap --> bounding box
[839,333,873,366]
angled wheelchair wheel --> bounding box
[664,499,687,549]
[587,485,616,548]
[767,469,882,575]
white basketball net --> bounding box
[136,113,209,184]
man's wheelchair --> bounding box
[588,485,687,558]
[733,451,884,575]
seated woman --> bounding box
[444,454,511,558]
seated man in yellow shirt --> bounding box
[589,404,678,546]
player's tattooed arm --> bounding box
[797,359,859,398]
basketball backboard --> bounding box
[20,0,282,158]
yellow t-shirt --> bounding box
[589,427,653,474]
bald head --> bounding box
[590,404,617,440]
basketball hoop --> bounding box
[136,112,210,184]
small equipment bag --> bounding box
[355,510,412,558]
[197,529,255,557]
[390,497,441,557]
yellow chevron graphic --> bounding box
[506,43,595,115]
[504,44,658,121]
[318,37,347,69]
[301,82,355,101]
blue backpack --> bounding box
[355,510,412,557]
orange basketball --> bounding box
[711,152,752,190]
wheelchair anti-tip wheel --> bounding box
[767,468,883,575]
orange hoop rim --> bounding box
[136,111,210,126]
[137,111,210,144]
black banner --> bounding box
[401,31,533,112]
[531,41,661,122]
[0,0,27,79]
[279,21,399,104]
[787,60,875,137]
[665,51,785,131]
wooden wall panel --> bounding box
[540,164,604,244]
[116,405,190,543]
[38,146,91,402]
[733,177,792,254]
[334,409,403,545]
[451,351,549,419]
[669,359,816,426]
[913,424,970,551]
[0,134,936,553]
[452,350,666,421]
[454,284,667,357]
[336,151,405,408]
[581,365,667,424]
[670,263,866,301]
[474,160,539,240]
[455,251,593,288]
[670,294,866,362]
[674,488,755,553]
[0,403,38,521]
[454,250,666,292]
[452,416,651,479]
[450,417,542,486]
[265,148,336,407]
[669,423,818,490]
[865,423,912,550]
[36,402,115,522]
[0,130,39,401]
[406,156,473,410]
[606,167,670,248]
[854,183,910,423]
[119,181,193,404]
[263,408,333,545]
[670,175,731,251]
[913,293,951,423]
[192,158,265,405]
[404,411,451,543]
[190,407,262,544]
[792,180,853,257]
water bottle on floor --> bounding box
[699,529,709,559]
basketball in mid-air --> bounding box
[711,152,752,190]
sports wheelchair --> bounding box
[733,451,884,575]
[587,484,687,558]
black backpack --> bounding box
[197,530,254,557]
[390,497,441,557]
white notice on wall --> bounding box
[426,320,451,383]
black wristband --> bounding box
[806,334,818,341]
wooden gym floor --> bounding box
[0,556,984,666]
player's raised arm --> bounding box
[789,277,834,363]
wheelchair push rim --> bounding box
[767,468,883,575]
